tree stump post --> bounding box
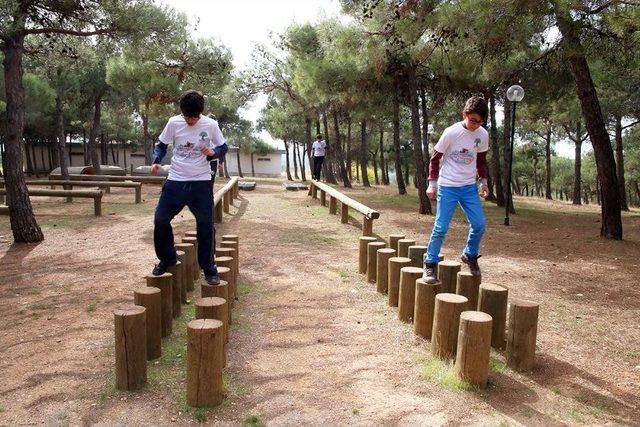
[408,245,427,268]
[186,319,224,408]
[175,243,195,292]
[133,287,162,360]
[223,191,230,213]
[387,257,411,307]
[456,272,481,312]
[398,266,423,323]
[167,261,183,318]
[362,217,373,236]
[146,273,173,337]
[220,240,239,282]
[329,196,337,214]
[341,203,349,223]
[358,237,377,274]
[175,250,187,303]
[367,241,386,283]
[215,200,223,223]
[431,293,468,359]
[506,299,539,372]
[311,185,318,199]
[397,239,416,258]
[221,234,238,243]
[217,266,234,312]
[182,237,200,281]
[389,234,405,253]
[320,189,326,206]
[438,261,461,293]
[477,283,509,349]
[414,279,441,339]
[201,280,229,301]
[114,305,147,390]
[216,256,235,299]
[376,248,396,294]
[196,297,229,366]
[455,311,492,388]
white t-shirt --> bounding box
[312,140,327,157]
[434,121,489,187]
[158,115,226,181]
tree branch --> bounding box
[24,27,112,36]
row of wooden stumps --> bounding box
[114,233,241,408]
[359,234,539,388]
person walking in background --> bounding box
[311,133,327,181]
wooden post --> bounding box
[196,297,229,366]
[223,191,230,213]
[358,237,377,274]
[320,189,326,206]
[329,196,337,214]
[94,193,102,216]
[308,184,313,196]
[215,247,234,259]
[431,293,468,359]
[146,273,173,337]
[367,241,386,283]
[341,203,349,223]
[506,300,539,372]
[176,250,187,303]
[217,266,234,314]
[135,185,142,204]
[387,257,411,307]
[175,243,195,292]
[201,280,229,302]
[220,240,239,281]
[186,319,224,407]
[215,200,223,223]
[182,237,200,281]
[408,245,426,268]
[438,261,461,293]
[455,311,492,388]
[376,248,396,294]
[398,266,423,323]
[133,288,161,360]
[414,279,441,339]
[389,234,405,253]
[362,217,373,236]
[221,234,238,243]
[397,239,416,258]
[114,305,147,390]
[456,272,481,312]
[311,185,318,199]
[216,256,235,296]
[478,283,509,350]
[167,261,183,318]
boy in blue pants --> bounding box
[423,96,489,283]
[150,91,228,285]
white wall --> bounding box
[225,152,283,177]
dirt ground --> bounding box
[0,178,639,426]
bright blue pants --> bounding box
[425,184,485,265]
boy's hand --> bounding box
[479,184,489,199]
[200,145,214,157]
[150,164,160,175]
[427,186,437,200]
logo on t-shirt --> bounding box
[474,138,481,147]
[449,149,475,165]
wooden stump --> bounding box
[176,250,187,304]
[223,191,230,213]
[388,257,411,307]
[182,237,200,281]
[218,266,234,311]
[146,273,173,337]
[196,297,229,365]
[398,266,423,323]
[456,272,481,312]
[329,196,337,214]
[478,283,509,350]
[397,239,415,258]
[431,293,468,359]
[367,241,386,283]
[114,305,147,390]
[175,243,195,292]
[389,234,405,253]
[201,280,229,301]
[133,287,162,360]
[341,203,349,223]
[215,200,223,223]
[506,299,539,372]
[358,237,377,274]
[311,185,317,199]
[216,256,235,303]
[376,248,396,294]
[408,245,427,268]
[220,234,238,243]
[362,217,373,236]
[320,189,326,206]
[220,240,239,281]
[438,261,461,293]
[185,230,197,238]
[439,254,445,262]
[455,311,492,388]
[414,279,441,339]
[186,319,224,408]
[167,261,183,318]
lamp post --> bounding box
[504,84,524,226]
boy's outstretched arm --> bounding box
[477,151,489,198]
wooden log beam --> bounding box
[397,239,416,258]
[175,250,187,303]
[166,261,183,318]
[408,245,426,268]
[175,243,195,292]
[389,234,405,253]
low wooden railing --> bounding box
[214,177,239,223]
[49,174,165,185]
[0,188,103,216]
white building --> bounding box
[224,147,285,177]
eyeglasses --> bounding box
[468,117,483,125]
[182,114,200,124]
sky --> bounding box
[158,0,578,158]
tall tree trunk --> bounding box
[502,98,515,213]
[333,110,351,188]
[88,94,102,173]
[360,120,370,187]
[24,140,34,176]
[393,85,406,195]
[573,123,582,205]
[68,132,73,167]
[489,93,504,205]
[250,151,255,177]
[110,138,117,164]
[419,88,430,167]
[555,3,622,239]
[82,127,88,165]
[30,141,39,177]
[297,141,306,181]
[321,113,337,184]
[122,140,128,170]
[55,78,69,180]
[346,116,352,181]
[372,151,379,185]
[545,127,552,200]
[614,114,628,211]
[305,116,313,165]
[236,145,243,177]
[1,32,44,242]
[408,67,431,214]
[284,140,292,180]
[379,127,388,185]
[292,141,299,179]
[141,103,152,165]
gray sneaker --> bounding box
[422,263,438,284]
[461,253,481,276]
[205,273,220,285]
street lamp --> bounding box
[504,84,524,226]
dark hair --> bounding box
[180,90,205,117]
[463,96,488,122]
[316,134,323,139]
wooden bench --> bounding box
[22,180,142,204]
[49,174,165,185]
[0,188,104,216]
[308,180,380,236]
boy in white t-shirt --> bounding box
[311,134,327,180]
[423,96,490,283]
[150,90,228,285]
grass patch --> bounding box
[307,205,330,217]
[40,215,94,232]
[489,356,507,373]
[279,228,338,246]
[243,415,265,426]
[568,408,587,423]
[86,302,97,314]
[420,357,479,393]
[352,408,360,415]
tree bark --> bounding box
[236,144,243,177]
[545,127,552,200]
[393,85,406,195]
[346,116,352,181]
[372,150,379,185]
[420,88,430,166]
[614,114,628,211]
[292,141,299,180]
[489,93,504,205]
[55,77,69,181]
[88,93,102,173]
[408,67,432,214]
[333,110,351,188]
[305,116,313,165]
[360,120,370,187]
[298,143,307,181]
[284,140,292,181]
[502,98,515,213]
[573,123,582,205]
[379,127,388,185]
[321,113,337,184]
[250,151,255,177]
